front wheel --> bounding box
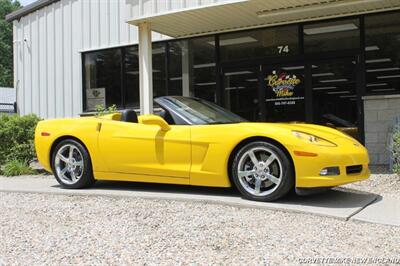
[231,141,294,202]
[51,139,95,189]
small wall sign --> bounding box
[86,88,106,110]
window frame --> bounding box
[81,10,400,114]
[82,47,124,112]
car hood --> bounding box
[242,122,358,143]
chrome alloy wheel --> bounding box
[54,144,84,185]
[237,147,283,196]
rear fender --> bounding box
[35,119,107,174]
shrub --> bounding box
[1,160,36,176]
[95,104,118,117]
[391,125,400,175]
[0,114,41,165]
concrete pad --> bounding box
[351,197,400,226]
[0,176,378,221]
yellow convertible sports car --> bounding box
[35,96,370,202]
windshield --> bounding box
[161,96,247,125]
[322,113,355,127]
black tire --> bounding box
[51,139,95,189]
[231,141,294,202]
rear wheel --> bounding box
[51,139,95,189]
[231,141,294,202]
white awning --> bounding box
[127,0,400,38]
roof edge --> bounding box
[126,0,248,26]
[6,0,60,22]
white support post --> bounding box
[138,22,153,114]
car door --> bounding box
[98,119,191,178]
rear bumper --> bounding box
[292,145,370,188]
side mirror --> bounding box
[140,115,171,131]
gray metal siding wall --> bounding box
[13,0,225,118]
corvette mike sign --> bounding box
[265,70,304,106]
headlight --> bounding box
[292,131,337,147]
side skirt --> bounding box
[94,171,190,185]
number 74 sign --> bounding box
[277,45,290,54]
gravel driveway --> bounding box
[343,166,400,199]
[1,189,399,265]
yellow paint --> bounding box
[35,114,369,189]
[98,118,190,178]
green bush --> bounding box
[95,104,118,117]
[0,114,41,165]
[392,126,400,175]
[1,160,36,176]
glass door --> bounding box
[222,66,261,121]
[261,64,306,122]
[220,58,362,141]
[310,57,360,140]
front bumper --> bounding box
[291,140,370,188]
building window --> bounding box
[168,36,217,102]
[168,41,184,96]
[83,49,122,111]
[153,43,167,98]
[311,59,359,139]
[304,19,360,53]
[125,46,139,108]
[191,36,217,102]
[365,12,400,95]
[83,43,170,112]
[223,66,260,121]
[220,25,299,62]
